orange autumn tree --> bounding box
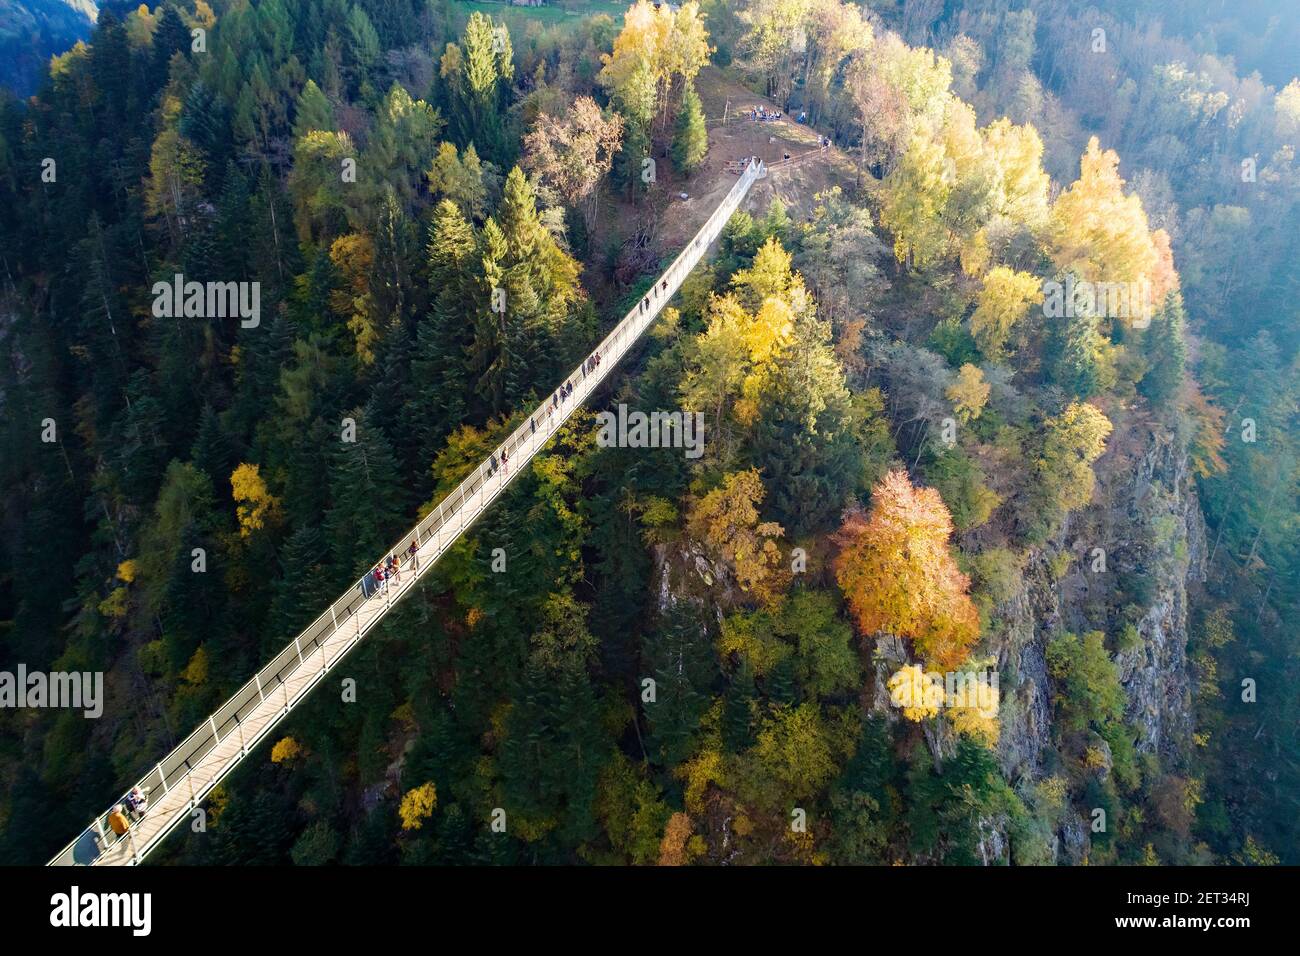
[833,470,980,669]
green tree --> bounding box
[671,83,708,175]
[325,405,406,578]
[643,603,716,766]
[1140,292,1188,408]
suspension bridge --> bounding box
[47,156,769,866]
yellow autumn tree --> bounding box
[730,236,797,309]
[181,645,209,685]
[687,469,790,605]
[600,0,710,130]
[1051,137,1178,315]
[328,233,379,365]
[676,749,725,815]
[1184,381,1227,478]
[1037,401,1113,512]
[680,238,811,430]
[981,117,1051,230]
[879,130,953,269]
[270,737,303,764]
[833,470,980,668]
[399,782,438,830]
[888,664,943,721]
[230,462,282,537]
[946,671,1000,746]
[949,703,1000,746]
[144,96,206,242]
[945,363,990,422]
[969,266,1043,358]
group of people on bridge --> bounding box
[104,785,149,840]
[362,543,418,599]
[359,343,616,610]
[351,167,761,615]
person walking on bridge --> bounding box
[125,786,148,821]
[108,805,130,838]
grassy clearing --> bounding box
[449,0,629,25]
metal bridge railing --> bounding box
[47,157,766,866]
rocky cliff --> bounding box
[982,420,1205,862]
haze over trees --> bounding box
[0,0,1294,868]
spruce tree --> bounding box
[293,79,336,140]
[722,661,759,752]
[191,405,235,496]
[1140,292,1187,407]
[151,5,191,85]
[407,200,478,470]
[643,603,715,767]
[325,404,407,578]
[671,83,708,176]
[267,523,336,655]
[749,316,862,534]
[470,217,517,413]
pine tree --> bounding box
[267,524,336,655]
[497,657,608,847]
[191,404,235,495]
[470,217,515,413]
[1046,272,1105,398]
[450,13,514,161]
[325,404,406,578]
[293,79,335,140]
[765,655,799,706]
[248,166,300,306]
[671,83,708,176]
[722,661,758,752]
[151,5,191,85]
[181,80,232,170]
[1140,292,1187,408]
[408,200,477,470]
[614,122,651,199]
[215,163,253,279]
[643,603,715,766]
[749,315,862,535]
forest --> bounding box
[0,0,1296,867]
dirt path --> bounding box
[654,65,860,250]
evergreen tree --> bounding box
[469,216,517,412]
[643,603,715,766]
[325,405,407,578]
[1046,272,1106,398]
[293,79,336,140]
[749,315,862,534]
[407,200,478,469]
[722,661,759,752]
[191,405,235,497]
[1140,292,1188,408]
[267,524,336,655]
[151,5,191,85]
[671,83,708,176]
